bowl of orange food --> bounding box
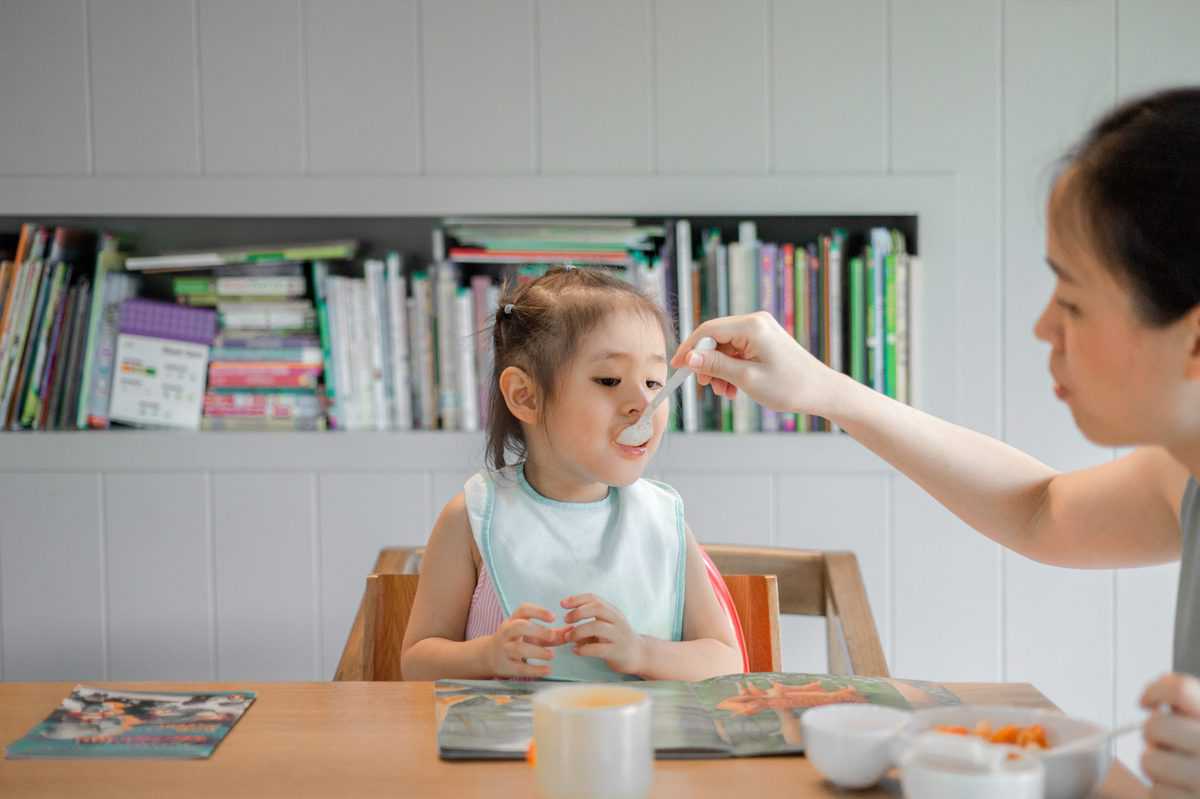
[896,706,1110,799]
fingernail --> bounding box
[687,352,702,369]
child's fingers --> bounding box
[560,593,603,609]
[505,618,552,644]
[506,639,555,664]
[507,660,553,679]
[511,603,555,624]
[567,620,613,644]
[573,641,613,659]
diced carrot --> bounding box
[526,740,537,766]
[990,724,1020,744]
[934,725,970,735]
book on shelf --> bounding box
[435,674,958,760]
[124,240,357,272]
[107,299,217,431]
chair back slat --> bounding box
[722,575,781,673]
[362,574,419,681]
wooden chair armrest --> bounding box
[823,552,889,677]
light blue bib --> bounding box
[464,464,686,682]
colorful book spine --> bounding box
[363,259,389,431]
[781,244,796,433]
[455,288,478,433]
[849,256,866,385]
[884,251,898,400]
[758,243,778,433]
[793,244,809,433]
[387,253,413,431]
[870,227,892,393]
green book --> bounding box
[20,263,67,427]
[849,256,865,385]
[884,252,898,399]
[76,237,124,428]
[864,245,875,391]
[311,261,337,425]
[172,276,214,296]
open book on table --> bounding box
[436,672,959,760]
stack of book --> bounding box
[0,225,142,431]
[165,263,327,432]
[314,253,418,431]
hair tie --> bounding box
[503,303,514,315]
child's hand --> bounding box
[561,594,645,676]
[484,603,569,679]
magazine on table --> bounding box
[435,672,959,760]
[6,685,255,759]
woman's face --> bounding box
[1034,172,1200,447]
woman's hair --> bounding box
[1056,86,1200,326]
[485,266,675,471]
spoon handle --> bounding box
[1050,720,1141,756]
[641,337,717,417]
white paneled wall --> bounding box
[2,0,1199,778]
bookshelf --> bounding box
[0,172,952,437]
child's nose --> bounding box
[622,386,653,417]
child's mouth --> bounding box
[615,441,648,459]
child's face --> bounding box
[542,309,670,487]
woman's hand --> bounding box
[671,311,843,417]
[1140,673,1200,796]
[561,594,645,676]
[483,603,568,679]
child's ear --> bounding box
[499,365,540,424]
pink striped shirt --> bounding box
[464,563,506,640]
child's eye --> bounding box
[594,377,620,387]
[1056,298,1081,317]
[646,380,664,390]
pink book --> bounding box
[781,245,797,432]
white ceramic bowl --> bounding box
[801,704,911,789]
[896,705,1110,799]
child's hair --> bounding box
[1055,86,1200,326]
[486,266,675,471]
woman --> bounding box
[673,87,1200,796]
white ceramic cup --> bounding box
[532,685,653,799]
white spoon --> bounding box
[616,337,718,447]
[1042,719,1141,758]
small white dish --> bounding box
[801,704,911,789]
[898,731,1044,799]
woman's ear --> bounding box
[499,365,540,424]
[1184,306,1200,381]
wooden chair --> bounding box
[344,570,777,681]
[336,543,886,680]
[703,544,889,678]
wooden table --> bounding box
[0,682,1148,798]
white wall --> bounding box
[2,0,1199,773]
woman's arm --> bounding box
[634,526,743,681]
[833,372,1187,568]
[676,312,1189,569]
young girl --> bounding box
[400,267,742,682]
